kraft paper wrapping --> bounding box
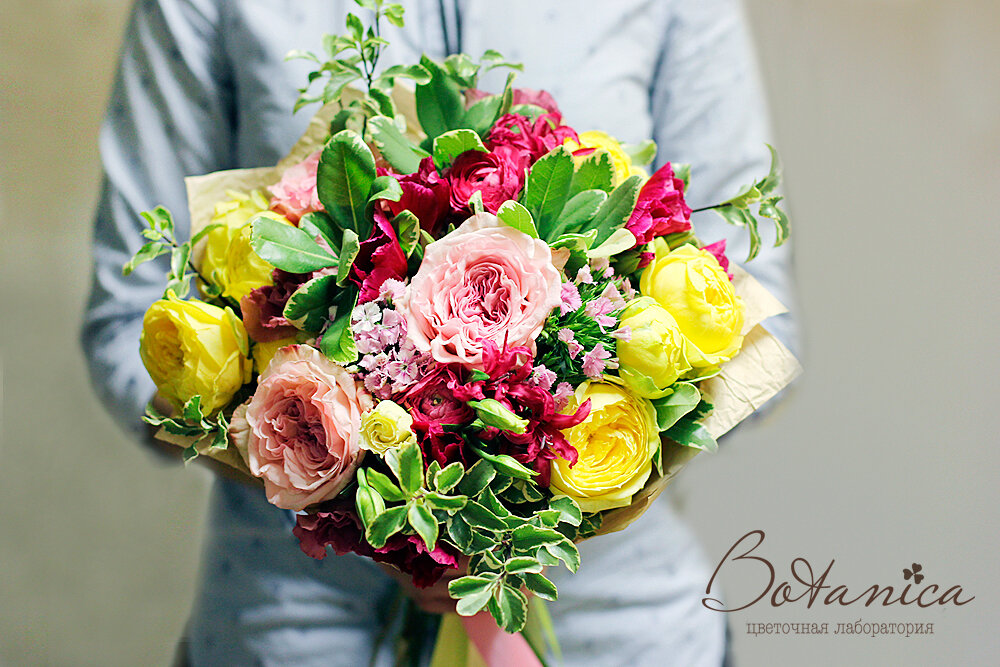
[162,89,803,530]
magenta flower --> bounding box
[447,147,526,214]
[349,211,408,304]
[702,239,734,280]
[379,157,452,236]
[625,162,693,247]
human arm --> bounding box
[80,0,236,443]
[651,0,799,355]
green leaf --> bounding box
[383,2,405,27]
[548,496,582,527]
[522,572,558,601]
[758,144,783,195]
[367,174,403,209]
[317,130,377,236]
[586,228,637,258]
[447,514,473,550]
[664,416,719,453]
[716,205,761,261]
[299,211,342,249]
[355,482,385,530]
[449,574,498,598]
[367,115,428,175]
[122,241,169,276]
[589,175,643,246]
[425,491,467,512]
[511,525,564,551]
[545,538,581,573]
[169,242,191,282]
[415,56,465,140]
[759,195,790,246]
[319,290,358,363]
[496,200,538,238]
[458,460,496,497]
[468,399,529,434]
[366,505,408,548]
[432,128,487,171]
[397,440,424,496]
[434,461,465,493]
[467,190,485,215]
[504,557,543,575]
[336,229,361,286]
[674,163,691,190]
[453,578,497,617]
[223,307,249,358]
[546,189,607,239]
[495,585,528,633]
[569,150,614,196]
[181,396,204,422]
[521,146,574,237]
[621,139,657,166]
[379,63,430,84]
[365,469,407,502]
[463,95,504,136]
[141,206,175,234]
[479,486,511,519]
[283,274,338,332]
[650,383,701,432]
[509,103,548,122]
[471,446,536,481]
[461,500,509,532]
[251,216,338,272]
[408,502,439,552]
[391,210,421,258]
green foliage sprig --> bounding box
[351,439,584,633]
[122,206,232,306]
[288,0,430,115]
[694,145,789,261]
[144,395,230,463]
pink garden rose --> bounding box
[230,344,373,510]
[269,151,323,223]
[401,213,562,369]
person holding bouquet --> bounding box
[82,1,795,665]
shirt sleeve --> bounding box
[650,0,799,355]
[80,0,235,438]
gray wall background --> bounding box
[2,1,997,665]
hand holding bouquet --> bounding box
[125,0,800,660]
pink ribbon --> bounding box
[460,612,543,667]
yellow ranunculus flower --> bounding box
[201,190,271,285]
[252,336,299,375]
[140,295,252,414]
[200,189,290,302]
[564,130,648,185]
[359,400,417,455]
[550,381,659,512]
[221,221,284,302]
[639,240,745,374]
[616,298,692,398]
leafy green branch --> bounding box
[288,0,429,116]
[122,206,233,306]
[692,145,789,261]
[143,396,229,463]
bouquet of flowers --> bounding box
[126,1,800,663]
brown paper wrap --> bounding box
[160,89,802,531]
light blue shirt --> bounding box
[82,1,794,664]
